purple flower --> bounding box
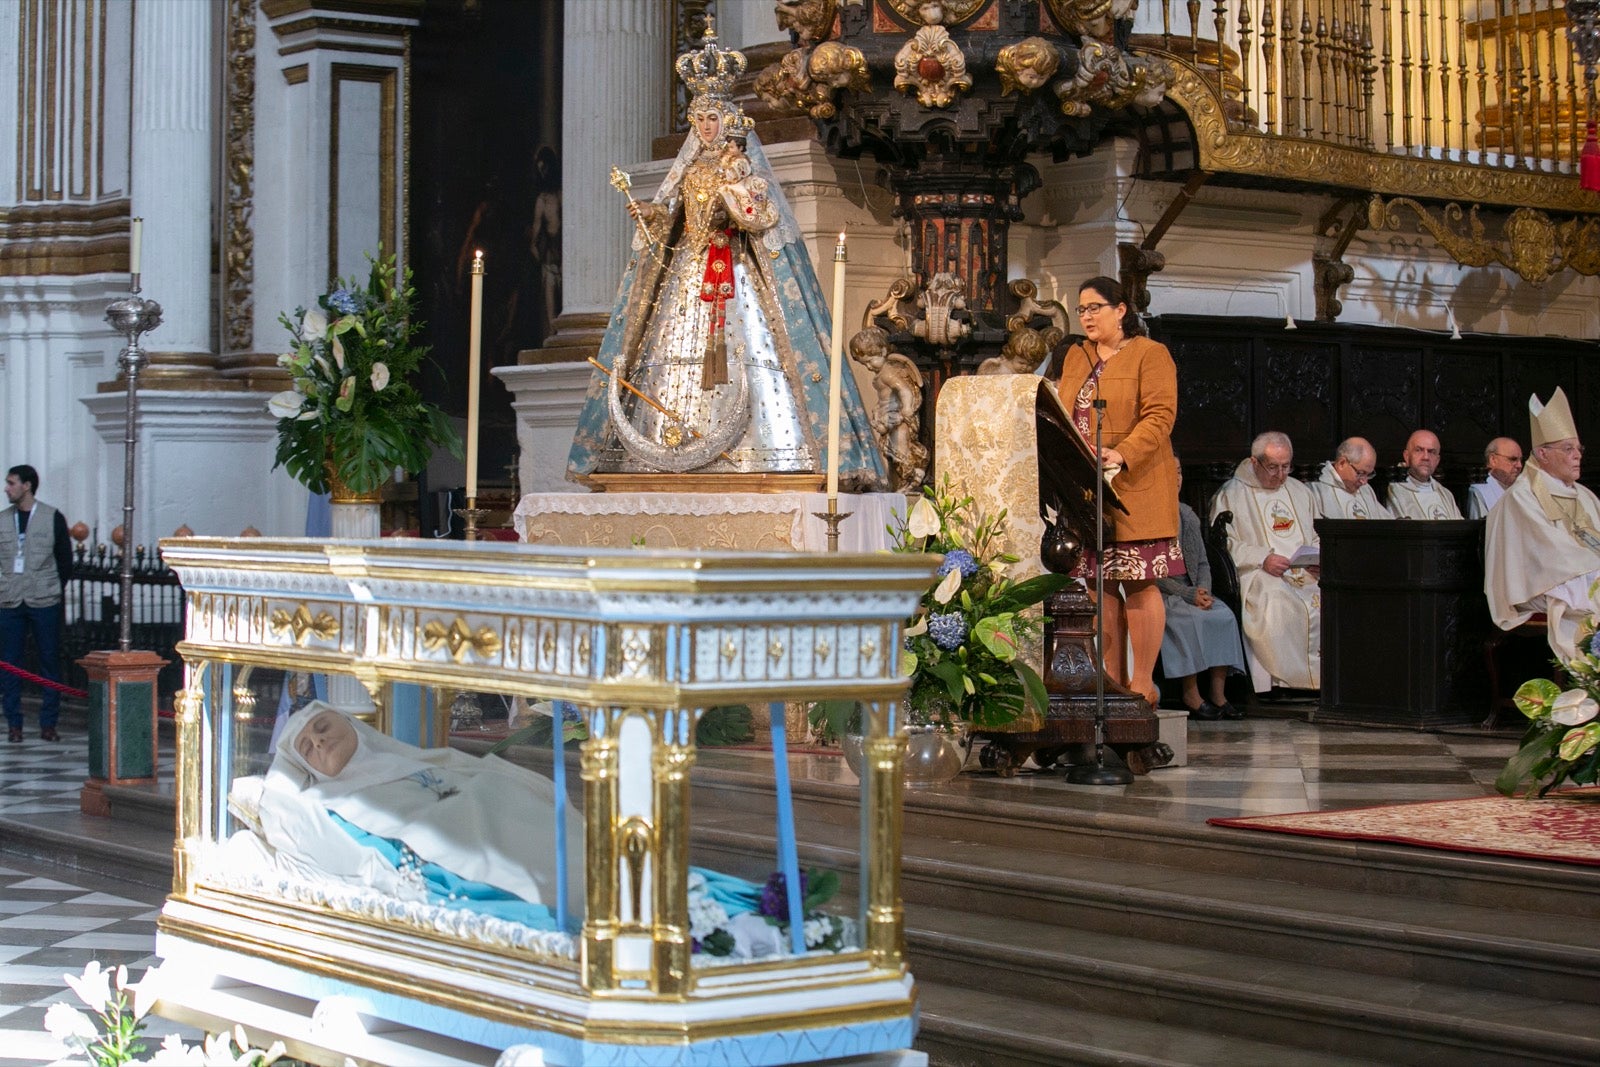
[927,612,967,651]
[760,870,808,919]
[327,287,365,315]
[937,548,979,579]
[1588,630,1600,659]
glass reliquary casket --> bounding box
[152,538,937,1066]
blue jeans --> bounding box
[0,602,62,730]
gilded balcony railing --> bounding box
[1136,0,1594,180]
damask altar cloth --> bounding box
[514,491,907,552]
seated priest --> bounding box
[1386,430,1463,519]
[1485,389,1600,664]
[1309,436,1392,520]
[1212,431,1321,694]
[1468,436,1524,519]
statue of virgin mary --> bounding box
[567,24,886,487]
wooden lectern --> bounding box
[1316,517,1494,728]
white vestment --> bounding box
[1309,461,1392,520]
[1387,477,1463,520]
[1484,462,1600,663]
[1212,459,1321,692]
[1467,478,1506,519]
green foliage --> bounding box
[697,705,755,746]
[890,476,1075,729]
[808,699,861,744]
[1497,623,1600,796]
[268,250,461,495]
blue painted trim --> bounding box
[216,663,234,836]
[768,701,806,956]
[389,683,423,747]
[552,699,572,932]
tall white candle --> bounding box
[826,230,847,499]
[466,250,484,501]
[129,217,142,276]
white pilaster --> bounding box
[131,0,213,355]
[562,0,670,318]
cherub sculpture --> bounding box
[848,327,929,493]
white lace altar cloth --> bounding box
[513,492,906,552]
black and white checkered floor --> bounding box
[0,853,200,1067]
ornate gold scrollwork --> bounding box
[767,638,787,663]
[893,26,972,109]
[996,37,1061,96]
[1369,196,1600,286]
[268,604,339,646]
[815,637,831,663]
[421,617,503,663]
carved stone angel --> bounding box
[848,327,929,492]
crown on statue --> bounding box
[676,17,752,136]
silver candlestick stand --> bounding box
[103,275,164,651]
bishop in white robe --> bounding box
[1485,390,1600,663]
[1212,433,1321,692]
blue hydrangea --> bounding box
[1589,630,1600,659]
[937,548,979,578]
[327,287,365,315]
[927,612,967,651]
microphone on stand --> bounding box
[1068,357,1134,786]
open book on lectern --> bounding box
[1033,378,1129,524]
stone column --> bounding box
[130,0,213,371]
[536,0,670,363]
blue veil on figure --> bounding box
[566,26,886,489]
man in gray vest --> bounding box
[2,465,73,743]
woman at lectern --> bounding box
[1056,276,1183,709]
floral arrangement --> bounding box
[1498,617,1600,797]
[267,251,459,496]
[887,477,1074,730]
[45,961,285,1066]
[689,868,852,958]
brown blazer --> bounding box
[1056,335,1180,543]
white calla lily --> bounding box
[370,361,390,391]
[43,1002,97,1044]
[63,960,112,1009]
[1550,688,1600,726]
[904,614,928,637]
[331,335,346,370]
[301,308,328,340]
[266,391,305,419]
[932,567,962,605]
[907,496,940,538]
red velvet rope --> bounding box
[0,658,89,699]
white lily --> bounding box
[1551,688,1599,726]
[266,391,305,419]
[63,960,113,1009]
[370,361,390,391]
[301,308,328,340]
[43,1002,97,1045]
[130,963,163,1020]
[904,614,928,637]
[907,496,940,538]
[932,567,962,605]
[144,1032,206,1066]
[331,335,346,371]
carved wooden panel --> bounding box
[1150,315,1599,500]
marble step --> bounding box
[906,902,1600,1066]
[688,760,1600,915]
[691,818,1600,1004]
[912,981,1378,1067]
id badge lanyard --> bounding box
[12,512,24,575]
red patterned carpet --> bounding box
[1209,790,1600,866]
